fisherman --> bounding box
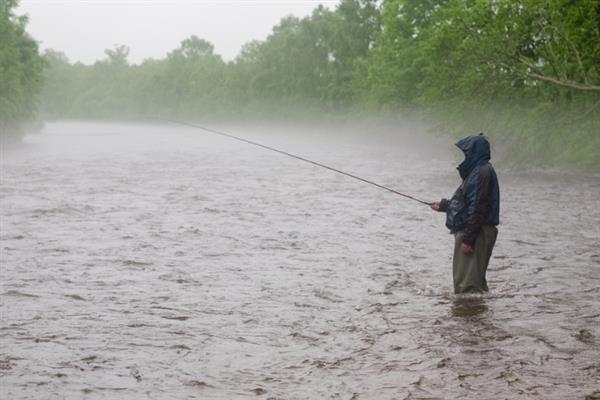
[431,134,500,294]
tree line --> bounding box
[2,0,599,167]
[40,1,381,119]
[0,0,45,142]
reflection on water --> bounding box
[451,295,488,319]
[1,122,599,399]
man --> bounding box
[431,134,500,294]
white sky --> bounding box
[17,0,340,64]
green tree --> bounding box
[0,0,45,140]
[161,35,226,117]
[355,0,599,166]
[36,0,599,167]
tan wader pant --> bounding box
[453,225,498,294]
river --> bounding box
[1,121,599,399]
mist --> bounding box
[1,1,600,399]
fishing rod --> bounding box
[157,118,432,206]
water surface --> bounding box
[1,122,599,399]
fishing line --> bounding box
[157,118,432,206]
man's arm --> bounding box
[463,165,492,246]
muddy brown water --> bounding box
[1,121,599,399]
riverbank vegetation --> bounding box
[5,0,599,168]
[0,0,45,142]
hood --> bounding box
[456,133,490,179]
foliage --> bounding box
[40,0,381,119]
[37,0,599,168]
[0,0,45,141]
[357,0,600,167]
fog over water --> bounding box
[1,122,599,399]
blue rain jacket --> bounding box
[443,134,500,245]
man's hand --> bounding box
[460,243,474,255]
[431,201,441,211]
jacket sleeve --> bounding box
[463,165,492,246]
[439,198,449,212]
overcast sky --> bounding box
[17,0,339,64]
